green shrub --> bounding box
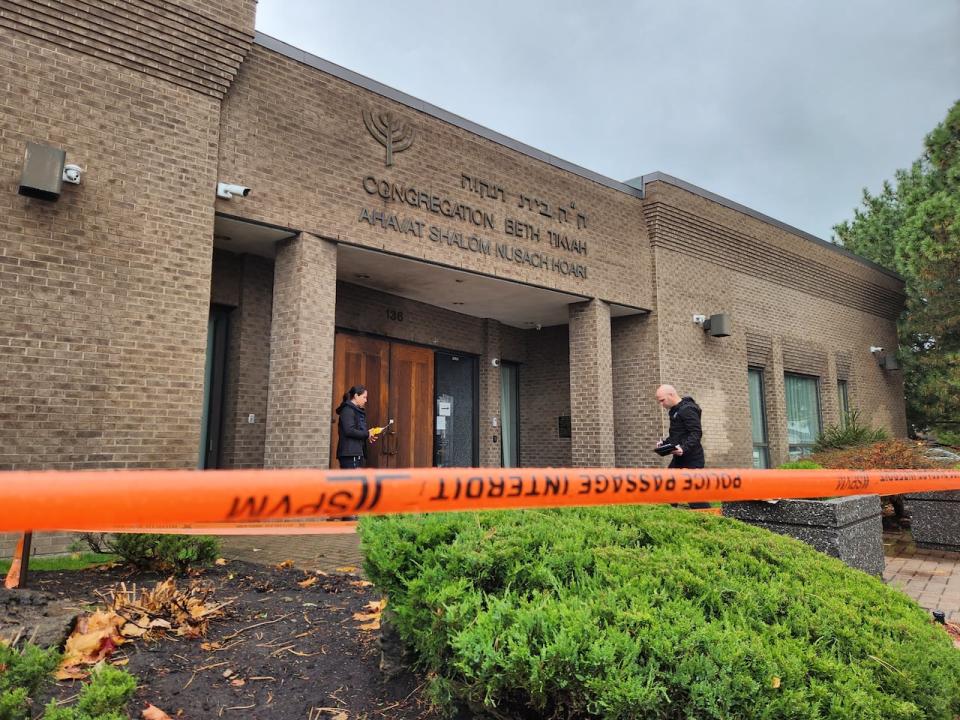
[932,428,960,446]
[41,664,136,720]
[0,643,60,720]
[813,410,888,453]
[109,533,220,574]
[361,507,960,719]
[0,645,135,720]
[776,460,823,470]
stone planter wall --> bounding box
[904,491,960,552]
[0,532,84,560]
[722,495,884,575]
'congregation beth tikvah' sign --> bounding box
[358,109,590,280]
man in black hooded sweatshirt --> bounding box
[656,384,708,508]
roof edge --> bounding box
[253,32,644,200]
[631,172,905,283]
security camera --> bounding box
[491,358,500,367]
[62,164,82,184]
[535,323,542,331]
[869,346,884,354]
[217,182,251,199]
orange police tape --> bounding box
[2,466,960,533]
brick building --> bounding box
[1,0,906,502]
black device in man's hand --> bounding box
[653,441,676,457]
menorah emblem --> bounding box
[363,109,414,167]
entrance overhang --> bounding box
[213,213,297,257]
[337,243,646,329]
[211,216,647,328]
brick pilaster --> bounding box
[568,299,615,467]
[766,339,789,467]
[479,319,503,467]
[264,233,337,468]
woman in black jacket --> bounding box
[336,385,376,469]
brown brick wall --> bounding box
[215,252,273,469]
[1,0,254,97]
[0,18,248,470]
[217,45,653,313]
[651,244,905,467]
[518,325,573,468]
[336,283,486,356]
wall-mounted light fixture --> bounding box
[692,313,731,338]
[19,142,83,200]
[870,346,899,371]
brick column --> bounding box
[568,299,615,467]
[611,313,660,467]
[264,233,337,468]
[766,339,788,467]
[821,355,841,429]
[479,319,502,467]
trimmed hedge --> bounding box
[361,506,960,719]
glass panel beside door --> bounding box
[500,362,519,468]
[434,352,478,467]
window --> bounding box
[838,379,850,425]
[500,362,520,467]
[748,368,769,468]
[785,373,822,460]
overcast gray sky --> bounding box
[255,1,960,242]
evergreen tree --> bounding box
[834,100,960,435]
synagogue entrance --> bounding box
[329,332,434,468]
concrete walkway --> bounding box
[220,526,960,623]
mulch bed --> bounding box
[20,561,441,719]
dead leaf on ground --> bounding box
[309,708,348,720]
[276,559,295,570]
[298,576,318,588]
[335,565,357,573]
[214,558,228,566]
[142,703,173,720]
[56,609,126,678]
[349,580,373,588]
[353,598,385,631]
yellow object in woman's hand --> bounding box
[370,418,394,437]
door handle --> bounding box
[383,430,398,456]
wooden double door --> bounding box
[330,333,434,468]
